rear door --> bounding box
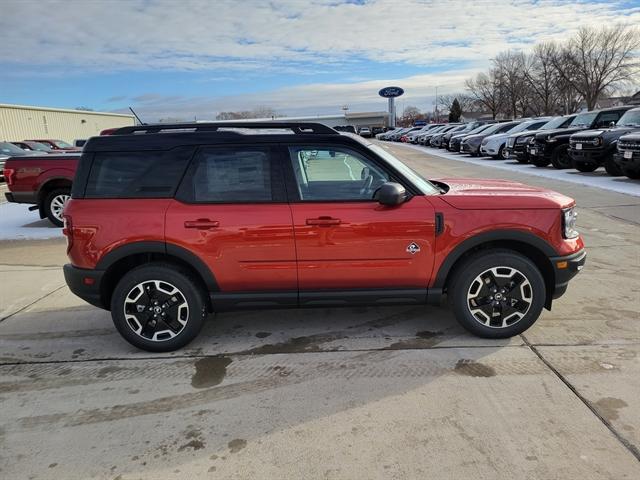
[283,144,436,294]
[166,145,297,299]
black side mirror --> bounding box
[374,182,407,206]
[609,121,616,128]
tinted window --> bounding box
[85,147,193,198]
[289,146,389,201]
[596,112,621,127]
[186,147,273,202]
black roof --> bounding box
[83,122,364,152]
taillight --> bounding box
[4,168,15,186]
[63,215,73,251]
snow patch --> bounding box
[0,203,63,240]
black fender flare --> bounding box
[432,229,558,290]
[96,241,219,291]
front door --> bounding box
[285,145,436,292]
[166,145,297,301]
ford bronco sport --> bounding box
[62,122,586,352]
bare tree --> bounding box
[493,51,529,118]
[551,25,640,110]
[438,94,475,114]
[465,70,504,119]
[398,106,423,126]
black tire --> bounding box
[621,167,640,180]
[531,156,550,167]
[43,188,70,227]
[604,155,623,176]
[515,155,528,164]
[573,160,598,173]
[494,145,508,160]
[110,263,208,352]
[551,145,571,169]
[448,249,546,338]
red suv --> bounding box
[63,122,586,352]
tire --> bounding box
[531,156,550,167]
[573,161,598,173]
[621,167,640,180]
[43,188,70,227]
[515,155,528,164]
[110,263,208,352]
[551,145,571,169]
[494,145,508,160]
[448,249,545,338]
[604,155,623,176]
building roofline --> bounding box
[0,103,135,118]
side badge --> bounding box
[406,242,420,254]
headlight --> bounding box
[593,137,602,146]
[562,207,579,239]
[546,136,557,143]
[515,137,527,144]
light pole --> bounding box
[435,86,439,123]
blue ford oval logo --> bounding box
[379,86,405,98]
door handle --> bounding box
[306,216,341,226]
[184,219,220,229]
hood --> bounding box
[536,126,585,139]
[572,126,640,140]
[620,132,640,142]
[484,132,509,142]
[437,178,574,210]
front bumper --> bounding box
[613,151,640,169]
[63,264,107,310]
[528,142,552,161]
[460,143,479,154]
[568,147,608,165]
[549,249,587,300]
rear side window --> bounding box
[85,147,194,198]
[178,146,280,203]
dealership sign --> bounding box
[378,86,404,98]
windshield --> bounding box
[368,144,441,195]
[617,110,640,127]
[540,116,570,130]
[504,122,532,134]
[53,140,73,148]
[464,124,493,135]
[0,142,28,156]
[570,112,597,127]
[27,142,53,151]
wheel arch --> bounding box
[96,241,219,311]
[37,177,73,218]
[434,230,557,309]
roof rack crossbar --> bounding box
[112,122,338,135]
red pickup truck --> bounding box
[3,153,80,227]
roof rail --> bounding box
[111,122,338,135]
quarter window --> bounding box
[288,146,389,201]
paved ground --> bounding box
[0,145,639,479]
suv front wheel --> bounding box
[449,250,545,338]
[110,263,207,352]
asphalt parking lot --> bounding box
[1,144,639,479]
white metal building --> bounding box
[0,104,135,143]
[224,111,390,129]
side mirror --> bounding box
[609,121,616,128]
[374,182,407,206]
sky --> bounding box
[1,0,639,121]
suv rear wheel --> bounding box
[44,188,70,227]
[110,263,207,352]
[449,250,545,338]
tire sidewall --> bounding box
[449,251,546,338]
[110,264,207,352]
[44,188,70,227]
[551,145,571,169]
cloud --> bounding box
[1,0,639,74]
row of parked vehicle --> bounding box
[0,139,82,174]
[376,105,640,180]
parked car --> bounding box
[441,122,488,150]
[376,127,400,140]
[460,122,521,156]
[0,141,41,176]
[449,124,495,152]
[407,124,444,144]
[614,132,640,179]
[431,125,466,148]
[62,121,585,352]
[3,153,80,226]
[24,139,81,151]
[567,107,640,175]
[74,139,87,148]
[399,127,424,142]
[11,141,55,153]
[507,115,576,163]
[528,106,634,169]
[358,127,372,138]
[418,125,449,145]
[480,119,550,159]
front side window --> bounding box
[288,146,389,201]
[186,147,273,203]
[53,140,73,148]
[596,112,621,127]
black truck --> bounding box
[528,106,634,170]
[568,107,640,175]
[614,131,640,179]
